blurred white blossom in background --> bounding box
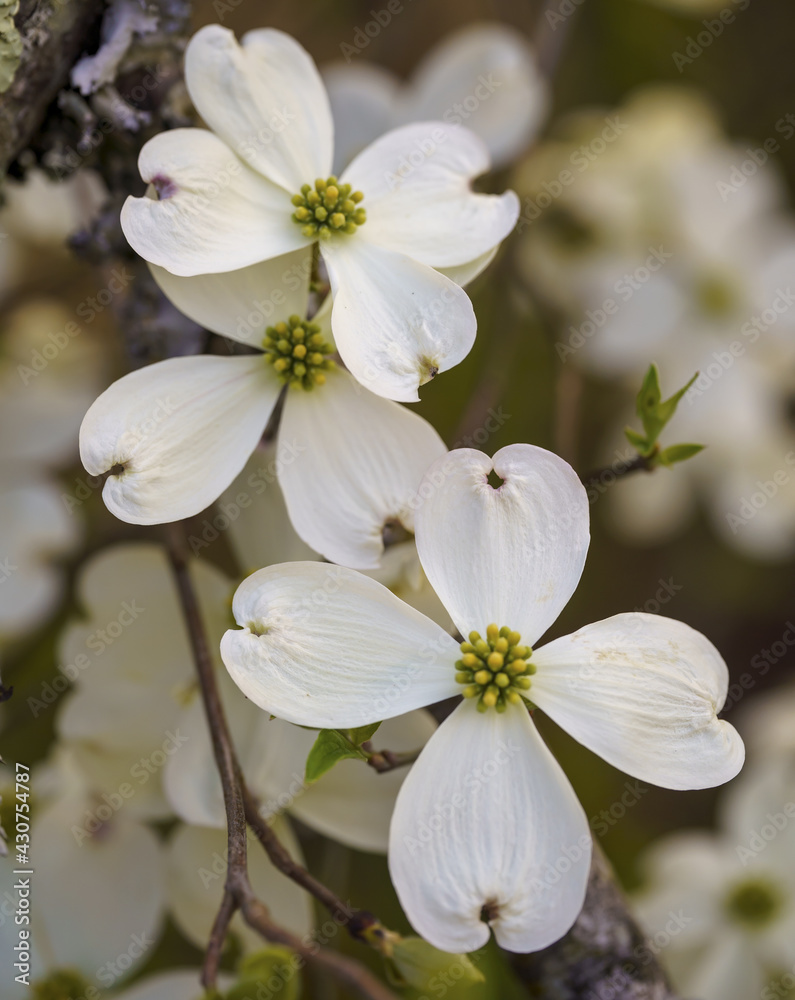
[515,88,795,558]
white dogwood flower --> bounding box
[0,748,166,999]
[634,757,795,1000]
[220,444,744,953]
[324,23,548,173]
[120,25,519,401]
[79,248,446,568]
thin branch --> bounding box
[362,744,422,774]
[580,452,655,492]
[241,785,380,937]
[233,882,400,1000]
[165,522,400,1000]
[203,889,238,989]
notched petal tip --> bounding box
[151,174,178,199]
[418,361,440,386]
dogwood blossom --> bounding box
[0,748,166,999]
[80,248,447,568]
[119,25,519,400]
[0,300,109,644]
[220,444,744,952]
[634,757,795,999]
[324,23,548,173]
[515,87,795,558]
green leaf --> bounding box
[635,364,662,438]
[655,371,699,428]
[304,723,381,784]
[633,365,699,447]
[657,443,705,467]
[227,946,300,1000]
[343,721,382,745]
[390,937,485,990]
[623,425,649,453]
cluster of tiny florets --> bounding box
[455,624,535,713]
[262,315,335,389]
[291,176,366,239]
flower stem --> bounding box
[165,522,399,1000]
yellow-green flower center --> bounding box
[725,877,783,930]
[696,273,735,318]
[291,176,366,239]
[33,969,94,1000]
[455,624,535,713]
[262,315,335,390]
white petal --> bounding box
[279,367,446,568]
[185,25,333,192]
[633,831,729,950]
[166,820,313,954]
[398,24,549,169]
[221,561,460,727]
[414,445,590,643]
[80,355,280,524]
[222,444,319,572]
[31,802,165,981]
[389,701,590,953]
[322,238,476,401]
[149,247,312,348]
[121,128,304,276]
[437,245,498,287]
[0,481,80,637]
[322,62,399,173]
[683,932,765,1000]
[531,614,745,790]
[368,539,456,634]
[269,710,438,853]
[114,970,232,1000]
[344,122,519,267]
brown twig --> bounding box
[580,452,655,493]
[165,522,399,1000]
[362,744,422,774]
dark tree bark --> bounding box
[0,0,106,173]
[509,846,677,999]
